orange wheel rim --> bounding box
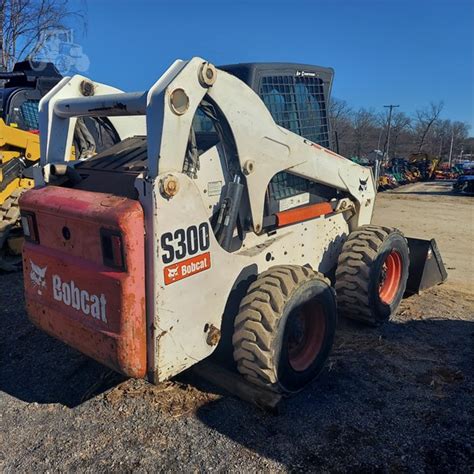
[287,301,326,372]
[379,250,403,304]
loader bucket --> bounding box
[405,237,448,295]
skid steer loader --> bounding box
[19,58,447,402]
[0,61,144,270]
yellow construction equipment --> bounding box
[0,119,41,265]
[0,61,121,270]
[0,62,63,270]
[408,152,439,181]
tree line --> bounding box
[1,1,471,164]
[329,99,472,161]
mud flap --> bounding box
[405,237,448,295]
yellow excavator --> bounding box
[0,61,120,270]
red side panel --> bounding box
[20,186,146,378]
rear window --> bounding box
[18,99,40,130]
[6,98,40,131]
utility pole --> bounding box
[376,126,384,151]
[448,130,454,167]
[383,104,399,163]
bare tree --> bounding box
[328,98,352,154]
[388,111,411,157]
[351,108,379,158]
[462,136,474,158]
[413,101,444,152]
[431,119,451,157]
[0,0,85,71]
[327,96,469,161]
[449,121,470,160]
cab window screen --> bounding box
[260,74,330,203]
[20,100,40,130]
[259,75,329,147]
[269,171,314,200]
[10,99,40,131]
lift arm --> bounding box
[38,57,375,230]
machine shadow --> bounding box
[0,271,126,408]
[194,315,473,469]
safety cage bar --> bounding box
[53,91,148,118]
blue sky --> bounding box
[71,0,473,130]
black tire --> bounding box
[0,188,24,271]
[335,225,409,325]
[0,188,22,248]
[232,265,337,394]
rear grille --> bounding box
[73,136,148,199]
[76,136,148,173]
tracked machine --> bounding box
[19,58,447,402]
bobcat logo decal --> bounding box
[30,260,47,295]
[359,178,368,192]
[166,265,179,281]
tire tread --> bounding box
[233,265,331,392]
[335,225,407,324]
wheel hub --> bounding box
[378,250,403,304]
[287,301,326,372]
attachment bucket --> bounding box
[405,237,448,295]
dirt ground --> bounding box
[373,181,474,294]
[0,181,473,472]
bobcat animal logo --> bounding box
[167,265,179,281]
[30,260,47,295]
[359,178,368,191]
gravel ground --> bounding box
[0,181,473,472]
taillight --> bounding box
[100,229,126,270]
[21,212,39,243]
